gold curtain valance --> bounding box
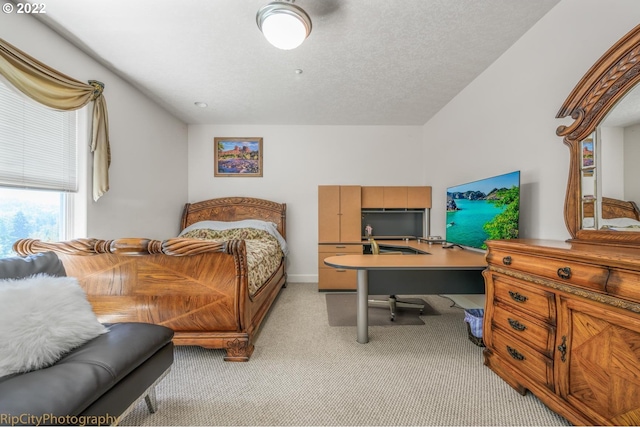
[0,38,110,201]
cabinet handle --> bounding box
[336,269,347,272]
[335,246,346,248]
[507,318,527,331]
[506,346,525,361]
[557,267,572,280]
[336,253,346,256]
[502,256,512,265]
[508,291,528,303]
[557,335,567,363]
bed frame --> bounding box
[582,196,640,220]
[13,197,287,362]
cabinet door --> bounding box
[340,186,362,242]
[318,186,341,243]
[362,186,383,208]
[383,187,407,208]
[407,186,432,208]
[556,296,640,425]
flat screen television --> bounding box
[446,170,520,250]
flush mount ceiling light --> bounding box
[256,0,312,50]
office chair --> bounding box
[367,238,425,321]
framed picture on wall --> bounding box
[214,137,263,177]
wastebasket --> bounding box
[464,309,485,347]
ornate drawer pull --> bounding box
[508,318,527,331]
[557,267,572,280]
[509,291,528,303]
[502,256,512,265]
[506,345,525,361]
[557,335,567,363]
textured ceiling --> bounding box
[34,0,560,125]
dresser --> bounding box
[478,22,640,426]
[483,239,640,425]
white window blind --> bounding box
[0,80,77,192]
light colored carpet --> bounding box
[120,283,570,426]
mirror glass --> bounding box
[580,83,640,231]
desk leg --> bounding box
[357,269,369,344]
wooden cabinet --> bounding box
[408,186,431,208]
[317,244,363,291]
[383,187,407,208]
[361,186,431,209]
[318,185,430,290]
[556,296,640,425]
[318,186,362,290]
[361,186,383,208]
[483,239,640,425]
[318,185,361,243]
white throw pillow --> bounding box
[0,274,107,378]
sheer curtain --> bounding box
[0,38,110,201]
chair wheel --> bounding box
[390,315,395,321]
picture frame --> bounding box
[581,138,594,169]
[214,137,263,177]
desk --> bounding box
[324,244,486,343]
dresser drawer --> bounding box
[318,268,356,290]
[489,249,608,292]
[319,244,363,254]
[492,274,556,324]
[492,302,555,357]
[492,329,554,391]
[606,269,640,305]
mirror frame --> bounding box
[557,23,640,247]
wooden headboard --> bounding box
[180,197,287,239]
[584,197,640,221]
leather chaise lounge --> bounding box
[0,252,174,426]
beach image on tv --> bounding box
[446,171,520,250]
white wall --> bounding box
[188,125,425,282]
[423,0,640,241]
[1,13,189,239]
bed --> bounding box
[12,197,287,361]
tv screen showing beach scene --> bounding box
[446,171,520,250]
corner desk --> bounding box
[324,241,487,343]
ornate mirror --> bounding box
[557,23,640,247]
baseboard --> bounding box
[286,274,317,283]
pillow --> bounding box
[179,219,278,234]
[0,274,108,378]
[179,220,289,255]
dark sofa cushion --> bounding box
[0,323,174,418]
[0,252,66,280]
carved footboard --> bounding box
[13,237,287,361]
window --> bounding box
[0,187,66,257]
[0,79,82,257]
